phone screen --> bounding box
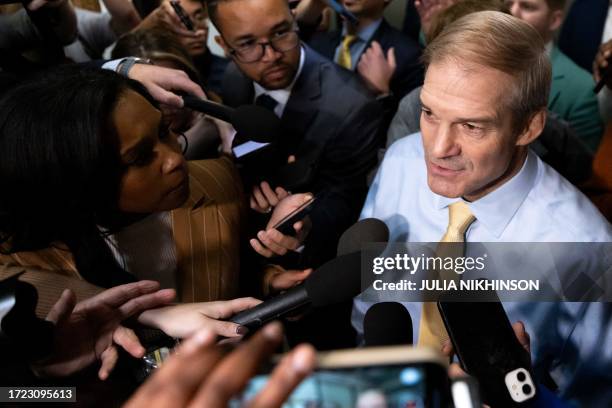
[231,362,449,408]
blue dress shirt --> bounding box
[333,19,383,71]
[352,133,612,406]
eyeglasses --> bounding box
[227,30,300,63]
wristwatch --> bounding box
[117,57,153,77]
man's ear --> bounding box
[516,109,546,146]
[549,9,564,32]
[215,35,229,53]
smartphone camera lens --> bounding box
[522,384,532,395]
[517,371,526,382]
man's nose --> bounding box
[432,125,460,158]
[260,43,283,63]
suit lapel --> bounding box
[280,46,323,153]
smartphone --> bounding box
[271,196,316,236]
[232,346,451,407]
[438,295,537,407]
[170,1,195,31]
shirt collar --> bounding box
[253,45,306,109]
[434,149,538,238]
[545,41,553,57]
[341,19,383,43]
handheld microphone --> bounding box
[325,0,359,25]
[363,302,413,347]
[0,274,55,362]
[230,218,389,330]
[182,95,281,143]
[337,218,389,256]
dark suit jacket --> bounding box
[559,0,609,72]
[307,19,424,101]
[222,44,384,266]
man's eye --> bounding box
[273,30,289,38]
[462,123,484,134]
[237,39,256,49]
[421,108,433,118]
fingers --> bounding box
[117,288,176,319]
[187,322,284,408]
[128,65,206,107]
[124,329,222,408]
[441,339,454,357]
[113,326,146,359]
[270,268,313,291]
[448,362,467,379]
[98,346,119,381]
[247,343,316,408]
[205,297,262,319]
[370,40,383,56]
[260,182,282,207]
[256,230,298,256]
[387,47,397,71]
[79,280,160,310]
[275,186,289,200]
[512,321,531,354]
[46,289,77,325]
[251,184,271,212]
[250,237,275,258]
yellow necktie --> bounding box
[418,201,476,348]
[337,35,357,69]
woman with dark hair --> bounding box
[111,28,229,158]
[0,65,261,339]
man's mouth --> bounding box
[429,161,464,176]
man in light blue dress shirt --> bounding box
[352,11,612,406]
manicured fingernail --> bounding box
[236,325,249,336]
[262,321,282,340]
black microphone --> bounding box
[182,95,281,143]
[363,302,413,347]
[230,252,362,330]
[337,218,389,256]
[0,274,55,362]
[230,218,389,330]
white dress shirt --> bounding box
[352,133,612,405]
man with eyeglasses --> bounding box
[209,0,383,347]
[210,0,382,261]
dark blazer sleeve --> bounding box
[303,96,384,266]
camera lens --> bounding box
[522,384,532,395]
[517,371,526,382]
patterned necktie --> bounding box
[337,34,357,69]
[418,201,476,348]
[255,93,279,113]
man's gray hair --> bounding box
[424,11,551,135]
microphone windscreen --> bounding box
[305,251,363,307]
[364,302,413,346]
[337,218,389,256]
[232,105,281,143]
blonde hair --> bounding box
[424,11,551,135]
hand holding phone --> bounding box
[438,294,537,407]
[250,194,314,258]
